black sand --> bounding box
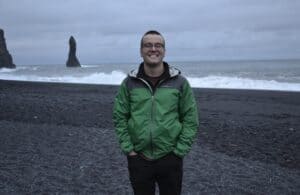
[0,79,299,194]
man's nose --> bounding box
[150,45,157,51]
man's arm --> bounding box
[173,80,199,157]
[113,80,134,154]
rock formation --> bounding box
[66,36,81,67]
[0,29,16,69]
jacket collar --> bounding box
[129,62,181,78]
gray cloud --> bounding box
[1,0,299,64]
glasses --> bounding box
[142,43,165,49]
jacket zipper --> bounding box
[138,78,155,157]
[138,78,167,158]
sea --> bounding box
[1,59,300,92]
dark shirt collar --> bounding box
[137,61,170,80]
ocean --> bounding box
[1,59,300,92]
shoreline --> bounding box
[2,78,300,93]
[1,79,299,168]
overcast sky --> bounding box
[1,0,300,65]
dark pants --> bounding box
[127,153,183,195]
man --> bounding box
[113,30,199,195]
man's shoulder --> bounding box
[168,66,187,83]
[168,66,181,78]
[122,74,144,91]
[128,68,139,78]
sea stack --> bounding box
[66,36,81,67]
[0,29,16,69]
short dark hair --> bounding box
[140,30,165,48]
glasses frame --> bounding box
[142,42,165,49]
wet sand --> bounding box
[0,79,299,194]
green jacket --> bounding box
[113,63,199,159]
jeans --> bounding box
[127,153,183,195]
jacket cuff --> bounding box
[173,149,185,158]
[122,145,134,155]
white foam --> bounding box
[188,76,300,92]
[0,68,18,73]
[1,71,300,92]
[81,65,100,68]
[0,70,126,85]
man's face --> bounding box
[140,34,165,68]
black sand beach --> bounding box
[0,79,299,194]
